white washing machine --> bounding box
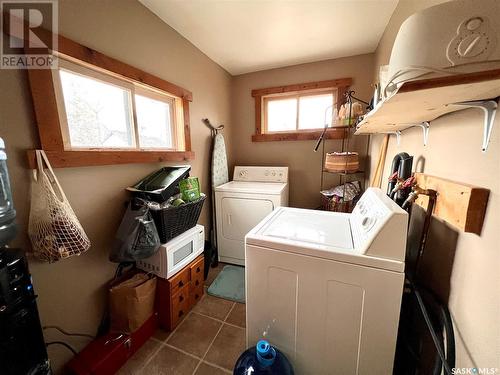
[215,166,288,265]
[245,188,408,375]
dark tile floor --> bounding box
[118,263,246,375]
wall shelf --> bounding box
[355,69,500,151]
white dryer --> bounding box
[215,166,288,265]
[245,188,408,375]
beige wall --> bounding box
[231,54,374,208]
[0,0,231,370]
[1,0,498,372]
[369,0,500,370]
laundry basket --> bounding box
[150,194,206,243]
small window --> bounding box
[135,92,174,149]
[267,97,297,132]
[59,69,134,149]
[53,59,182,152]
[27,34,193,169]
[298,93,334,130]
[266,92,335,132]
[251,78,352,142]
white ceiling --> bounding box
[139,0,398,75]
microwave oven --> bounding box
[137,225,204,279]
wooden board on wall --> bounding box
[414,173,490,235]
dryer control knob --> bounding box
[362,216,376,232]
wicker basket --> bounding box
[150,194,206,243]
[320,194,359,213]
[324,152,359,173]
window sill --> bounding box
[252,128,348,142]
[26,149,194,169]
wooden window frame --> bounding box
[53,59,184,152]
[25,31,194,168]
[251,78,352,142]
[263,89,336,132]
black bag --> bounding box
[110,200,160,263]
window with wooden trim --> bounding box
[26,32,193,168]
[53,59,184,152]
[251,78,352,142]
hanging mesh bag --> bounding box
[28,150,91,262]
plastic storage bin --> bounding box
[127,166,191,203]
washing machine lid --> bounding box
[215,181,287,194]
[246,206,405,272]
[257,208,353,250]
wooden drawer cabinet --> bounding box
[171,288,190,328]
[190,256,204,278]
[190,259,204,287]
[156,255,204,331]
[189,283,204,309]
[169,267,190,295]
[172,284,189,307]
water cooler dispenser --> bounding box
[0,137,50,374]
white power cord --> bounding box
[382,65,465,99]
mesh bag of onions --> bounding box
[28,150,90,262]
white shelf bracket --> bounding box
[415,122,430,146]
[453,99,498,152]
[390,131,402,146]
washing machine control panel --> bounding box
[352,194,388,238]
[350,188,407,255]
[234,166,288,183]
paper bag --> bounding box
[109,273,157,333]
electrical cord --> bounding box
[43,325,94,339]
[432,300,456,375]
[46,341,78,356]
[412,283,453,375]
[382,65,464,99]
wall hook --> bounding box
[452,99,498,152]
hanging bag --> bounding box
[28,150,90,262]
[109,199,160,263]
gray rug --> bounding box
[207,265,245,303]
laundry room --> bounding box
[0,0,498,374]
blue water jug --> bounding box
[233,340,294,375]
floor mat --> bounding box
[207,265,245,303]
